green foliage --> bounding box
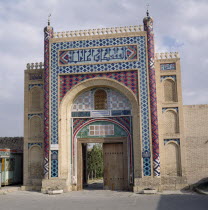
[87,144,103,179]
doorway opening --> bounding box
[83,143,103,190]
[77,138,128,191]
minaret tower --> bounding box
[43,15,53,178]
[143,9,160,176]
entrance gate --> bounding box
[77,137,128,191]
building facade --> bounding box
[0,137,23,187]
[23,14,208,192]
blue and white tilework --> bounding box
[28,143,43,149]
[28,113,43,119]
[72,88,131,111]
[59,45,137,65]
[51,150,58,177]
[160,75,176,82]
[160,63,176,71]
[29,84,44,90]
[162,107,178,113]
[50,36,151,176]
[164,139,180,145]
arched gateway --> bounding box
[59,78,139,190]
[23,13,188,193]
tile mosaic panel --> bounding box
[73,116,131,136]
[59,45,138,65]
[29,84,43,90]
[71,112,91,117]
[89,124,114,136]
[162,107,178,113]
[60,71,138,102]
[111,110,131,116]
[160,75,176,82]
[28,143,43,149]
[144,17,160,176]
[29,73,43,80]
[70,87,132,111]
[28,113,43,119]
[160,63,176,71]
[164,139,180,145]
[77,122,127,138]
[91,110,110,117]
[51,150,58,177]
[44,25,53,178]
[49,35,151,177]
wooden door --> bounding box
[103,143,125,191]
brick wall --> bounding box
[184,105,208,184]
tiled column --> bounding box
[143,15,160,176]
[43,25,53,178]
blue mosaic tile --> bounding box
[29,84,43,90]
[50,36,151,176]
[164,139,180,145]
[59,45,137,65]
[160,75,176,82]
[162,107,178,113]
[160,63,176,71]
[28,113,43,119]
[28,143,43,149]
[51,150,58,177]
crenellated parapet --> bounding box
[155,52,179,60]
[26,62,44,70]
[53,25,144,38]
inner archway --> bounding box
[59,78,140,191]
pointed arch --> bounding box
[163,79,177,102]
[29,145,43,178]
[164,110,179,134]
[29,116,43,139]
[30,87,43,111]
[165,142,180,176]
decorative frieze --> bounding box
[155,52,179,60]
[59,45,138,66]
[160,63,176,71]
[26,62,44,70]
[53,25,143,38]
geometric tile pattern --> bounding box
[160,63,176,71]
[49,35,151,178]
[60,71,138,101]
[29,84,43,90]
[59,45,138,65]
[44,25,54,178]
[89,124,114,136]
[72,116,133,172]
[73,116,131,137]
[29,73,43,80]
[162,107,178,113]
[71,88,132,111]
[164,139,180,145]
[110,89,132,110]
[160,75,176,82]
[28,113,43,119]
[51,150,58,177]
[144,16,160,176]
[77,122,128,138]
[28,143,43,149]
